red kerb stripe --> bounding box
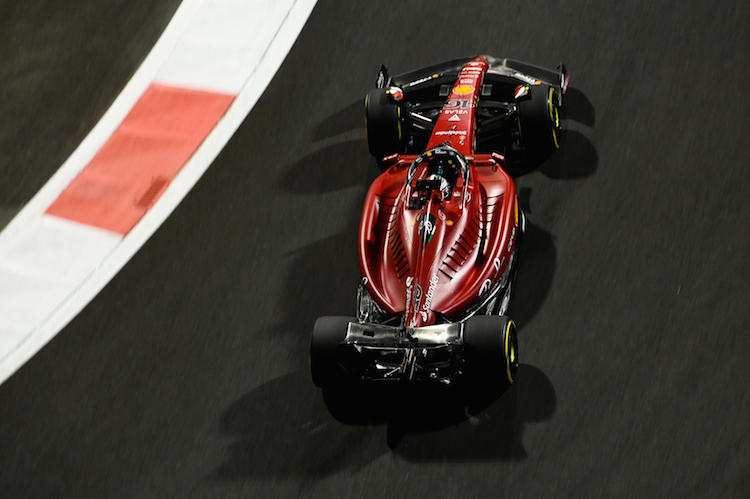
[46,83,234,235]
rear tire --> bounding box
[365,88,405,167]
[310,316,353,388]
[463,315,519,385]
[517,84,561,166]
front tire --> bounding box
[365,88,405,167]
[517,84,561,166]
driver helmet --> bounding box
[427,155,460,200]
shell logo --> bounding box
[452,85,475,95]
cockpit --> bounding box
[407,145,469,209]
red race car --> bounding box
[311,56,568,388]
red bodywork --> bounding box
[359,57,519,328]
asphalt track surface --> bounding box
[1,1,749,497]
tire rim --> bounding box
[505,320,519,384]
[548,87,560,149]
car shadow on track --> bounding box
[312,100,365,142]
[537,129,598,180]
[260,140,377,362]
[275,138,375,194]
[211,365,555,481]
[538,87,598,180]
[386,364,555,461]
[508,220,557,328]
[261,228,364,366]
[320,364,555,461]
[561,87,595,128]
[212,370,390,481]
[210,156,389,481]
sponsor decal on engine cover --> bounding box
[419,274,440,321]
[479,278,493,296]
[493,256,506,277]
[493,256,503,273]
[419,213,437,245]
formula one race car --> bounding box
[311,55,568,389]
